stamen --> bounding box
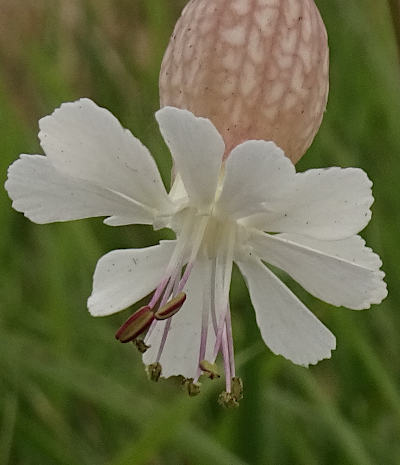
[183,378,201,396]
[146,362,162,382]
[218,377,243,408]
[231,377,243,402]
[155,319,172,363]
[158,256,183,309]
[154,292,186,320]
[199,360,220,379]
[145,271,180,344]
[211,227,235,363]
[225,307,236,378]
[154,215,210,363]
[211,310,224,363]
[176,262,193,293]
[218,391,239,408]
[210,257,218,334]
[133,338,150,353]
[171,216,208,297]
[151,267,182,360]
[115,306,154,343]
[221,325,232,393]
[148,277,169,309]
[194,261,211,383]
[145,254,185,343]
[148,211,195,311]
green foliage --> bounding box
[1,0,400,463]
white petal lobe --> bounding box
[246,167,373,240]
[216,140,295,219]
[39,98,170,212]
[88,241,176,316]
[156,107,224,207]
[238,258,336,367]
[279,234,382,270]
[5,155,154,224]
[250,232,387,309]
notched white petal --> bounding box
[5,154,154,225]
[156,106,224,207]
[245,167,374,240]
[39,98,170,212]
[250,232,387,310]
[216,140,295,219]
[238,258,336,367]
[88,241,176,317]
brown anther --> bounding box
[231,377,243,402]
[146,362,162,382]
[199,360,220,380]
[115,306,154,343]
[133,338,150,353]
[183,378,201,397]
[218,391,239,409]
[154,292,186,320]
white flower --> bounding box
[5,99,387,402]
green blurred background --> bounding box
[1,0,400,464]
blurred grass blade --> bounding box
[294,369,377,465]
[0,393,18,465]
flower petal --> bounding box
[88,241,176,316]
[216,140,295,219]
[39,98,170,212]
[237,258,336,367]
[244,167,373,240]
[250,232,387,310]
[156,107,224,207]
[143,257,217,379]
[5,155,154,224]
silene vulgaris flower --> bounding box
[5,98,387,406]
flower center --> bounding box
[116,205,243,405]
